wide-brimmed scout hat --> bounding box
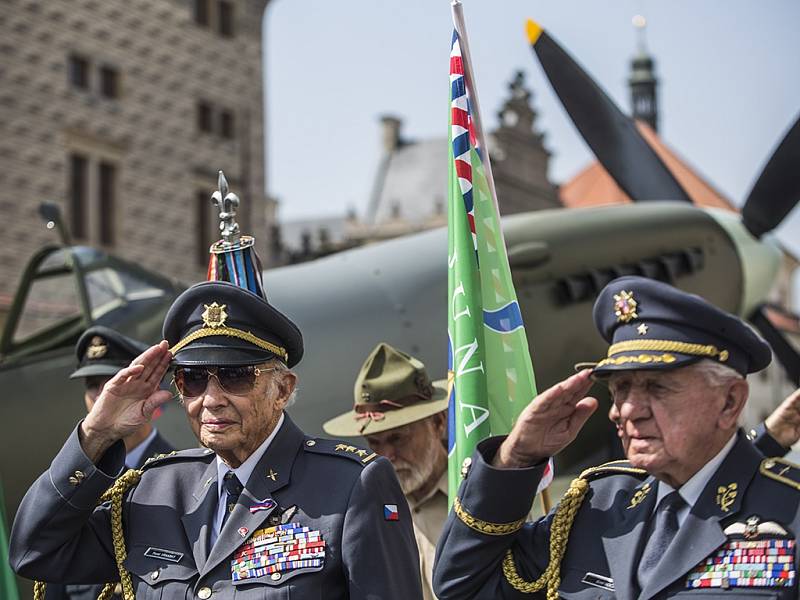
[579,275,771,377]
[323,342,449,437]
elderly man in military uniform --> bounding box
[11,282,420,597]
[433,275,800,599]
[324,342,449,600]
[46,326,174,600]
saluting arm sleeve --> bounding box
[342,456,423,600]
[751,422,791,457]
[9,424,126,584]
[433,436,553,600]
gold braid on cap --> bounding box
[170,326,288,362]
[501,462,646,598]
[606,339,729,362]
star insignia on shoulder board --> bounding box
[613,290,638,323]
[202,302,228,328]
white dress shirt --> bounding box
[210,413,285,546]
[124,428,159,470]
[653,433,737,526]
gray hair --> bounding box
[691,359,743,387]
[264,359,298,408]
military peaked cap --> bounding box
[588,276,771,376]
[163,281,303,368]
[70,325,148,379]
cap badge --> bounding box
[86,336,108,359]
[613,290,638,323]
[202,302,228,328]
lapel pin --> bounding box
[238,527,249,538]
[627,482,651,509]
[715,482,737,512]
[266,468,278,481]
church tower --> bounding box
[628,15,659,131]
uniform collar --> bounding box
[124,427,159,470]
[215,412,285,497]
[655,432,737,510]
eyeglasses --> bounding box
[174,366,274,398]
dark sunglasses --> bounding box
[173,365,274,398]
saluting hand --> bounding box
[80,341,173,463]
[493,369,598,469]
[766,388,800,449]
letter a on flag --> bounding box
[447,1,552,506]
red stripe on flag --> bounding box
[450,55,464,76]
[455,159,472,181]
[467,212,476,234]
[451,107,469,130]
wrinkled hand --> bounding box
[80,341,173,462]
[493,369,598,469]
[765,389,800,449]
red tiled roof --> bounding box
[559,121,738,212]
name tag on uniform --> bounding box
[144,547,184,563]
[582,572,614,591]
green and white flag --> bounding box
[446,2,551,505]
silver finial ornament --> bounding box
[211,170,241,246]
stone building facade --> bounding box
[0,0,274,316]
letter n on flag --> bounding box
[446,1,552,507]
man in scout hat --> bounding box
[324,342,449,600]
[11,173,421,600]
[434,275,800,599]
[45,327,175,600]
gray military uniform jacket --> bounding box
[433,431,800,600]
[44,430,175,600]
[11,415,421,599]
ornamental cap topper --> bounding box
[207,170,266,299]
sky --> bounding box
[264,1,800,255]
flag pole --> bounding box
[450,1,501,232]
[451,0,553,512]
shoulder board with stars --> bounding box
[579,459,647,482]
[302,438,379,467]
[760,457,800,491]
[140,447,216,471]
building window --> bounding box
[197,101,213,133]
[99,65,119,99]
[219,109,235,139]
[193,0,210,26]
[197,190,211,266]
[218,1,234,37]
[98,162,116,245]
[69,153,88,239]
[68,54,90,90]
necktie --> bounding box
[222,471,243,527]
[637,490,685,589]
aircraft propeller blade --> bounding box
[741,114,800,238]
[525,19,692,203]
[749,306,800,387]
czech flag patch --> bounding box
[384,504,399,521]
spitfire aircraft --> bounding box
[1,22,798,528]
